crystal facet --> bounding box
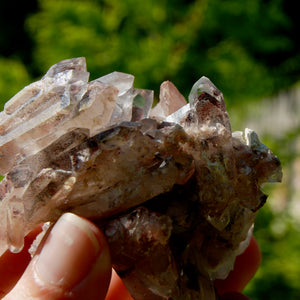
[0,58,282,299]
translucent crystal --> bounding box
[7,196,25,253]
[164,103,190,123]
[0,57,118,174]
[151,81,187,119]
[0,58,282,300]
[188,76,224,105]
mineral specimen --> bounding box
[0,57,282,299]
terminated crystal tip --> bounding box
[188,76,224,105]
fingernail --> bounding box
[34,213,102,289]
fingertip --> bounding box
[4,213,112,300]
[72,221,112,300]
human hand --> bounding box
[0,213,261,300]
[0,213,111,299]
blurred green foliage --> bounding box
[1,0,299,106]
[0,0,299,298]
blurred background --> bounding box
[0,0,299,298]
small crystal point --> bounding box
[96,71,134,95]
[151,81,187,119]
[6,196,25,253]
[188,76,224,105]
[44,57,89,83]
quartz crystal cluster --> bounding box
[0,58,282,299]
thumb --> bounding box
[4,213,111,300]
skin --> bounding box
[0,213,261,300]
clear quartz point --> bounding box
[188,76,224,105]
[151,80,187,120]
[96,71,134,95]
[7,196,25,253]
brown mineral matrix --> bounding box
[0,58,282,299]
